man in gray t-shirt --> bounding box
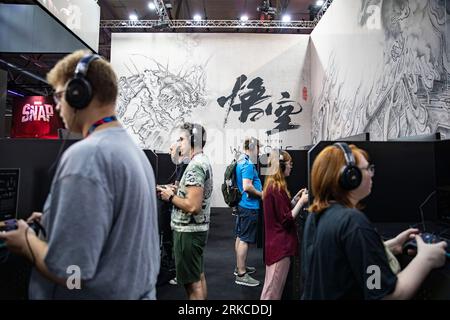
[0,51,160,299]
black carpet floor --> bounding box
[156,208,265,300]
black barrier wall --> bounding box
[0,141,160,221]
[142,149,158,181]
[0,139,161,299]
[0,70,6,138]
[155,153,176,185]
[308,140,450,223]
[435,140,450,224]
[283,150,309,300]
[0,139,77,299]
[0,139,78,220]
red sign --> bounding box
[302,86,308,101]
[11,96,64,139]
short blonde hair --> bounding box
[47,50,118,105]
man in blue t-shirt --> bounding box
[234,137,263,287]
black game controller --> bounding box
[0,219,44,236]
[403,232,450,258]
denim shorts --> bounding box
[234,206,259,244]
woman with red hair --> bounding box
[260,150,308,300]
[302,143,447,299]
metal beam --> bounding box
[156,0,171,22]
[99,0,335,33]
[100,19,316,29]
[0,59,48,84]
[315,0,333,22]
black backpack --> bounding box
[221,159,241,207]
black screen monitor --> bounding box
[0,169,20,221]
[156,153,176,185]
[0,139,77,220]
[143,150,158,181]
[388,132,441,141]
[437,186,450,225]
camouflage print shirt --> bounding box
[171,153,213,232]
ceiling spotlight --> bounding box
[316,0,324,6]
[240,15,249,21]
[129,14,138,21]
[257,1,277,16]
[282,15,291,22]
[193,14,202,21]
[148,2,156,11]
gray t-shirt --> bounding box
[29,127,160,299]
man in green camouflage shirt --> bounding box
[158,122,213,300]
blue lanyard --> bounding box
[87,116,117,136]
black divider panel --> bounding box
[308,141,438,223]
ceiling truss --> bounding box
[100,19,316,30]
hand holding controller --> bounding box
[0,219,45,263]
[0,219,44,236]
[403,232,450,260]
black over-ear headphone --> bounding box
[185,123,205,148]
[333,142,362,190]
[278,151,286,172]
[65,54,101,110]
[190,125,198,148]
[245,137,258,151]
[268,149,286,172]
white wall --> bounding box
[310,0,449,142]
[111,33,311,207]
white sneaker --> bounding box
[169,277,178,285]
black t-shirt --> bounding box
[301,203,397,300]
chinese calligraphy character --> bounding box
[266,92,302,135]
[218,75,271,125]
[218,77,303,135]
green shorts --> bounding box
[173,231,208,285]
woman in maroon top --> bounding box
[260,150,309,300]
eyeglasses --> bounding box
[53,90,66,104]
[360,164,375,175]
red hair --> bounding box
[263,150,292,198]
[308,144,369,213]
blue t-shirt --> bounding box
[236,154,262,210]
